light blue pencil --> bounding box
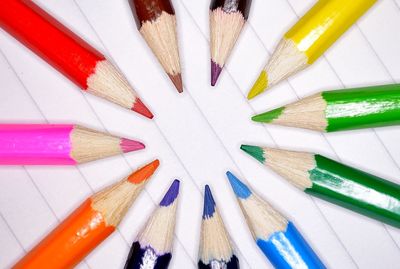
[226,171,326,269]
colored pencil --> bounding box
[13,160,160,269]
[125,179,180,269]
[198,185,239,269]
[247,0,377,99]
[251,84,400,132]
[129,0,183,93]
[241,145,400,228]
[0,124,145,165]
[0,0,153,118]
[226,171,325,269]
[209,0,252,86]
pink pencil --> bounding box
[0,124,145,165]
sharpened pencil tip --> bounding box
[203,185,216,219]
[247,71,268,100]
[211,60,222,86]
[120,138,145,153]
[128,159,160,184]
[240,145,265,163]
[252,107,284,123]
[168,73,183,93]
[160,179,180,207]
[226,171,251,199]
[132,98,154,119]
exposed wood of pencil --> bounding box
[86,60,142,112]
[139,12,182,93]
[70,125,140,163]
[210,7,245,86]
[256,147,314,190]
[137,194,178,254]
[255,93,327,131]
[241,193,287,240]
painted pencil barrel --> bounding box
[124,241,172,269]
[130,0,175,29]
[0,124,76,165]
[257,222,325,269]
[13,199,114,269]
[0,0,103,89]
[324,84,400,132]
[286,0,376,63]
[198,255,239,269]
[210,0,252,20]
[307,155,400,227]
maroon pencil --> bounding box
[129,0,183,93]
[210,0,252,86]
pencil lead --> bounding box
[132,98,154,119]
[128,159,160,184]
[211,60,222,86]
[203,185,216,219]
[160,179,180,207]
[240,145,265,163]
[252,107,284,123]
[247,71,268,100]
[120,138,145,153]
[226,171,251,199]
[168,73,183,93]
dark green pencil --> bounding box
[241,144,400,228]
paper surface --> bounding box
[0,0,400,268]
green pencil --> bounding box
[251,84,400,132]
[240,144,400,228]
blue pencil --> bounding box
[198,185,239,269]
[124,179,180,269]
[226,172,326,269]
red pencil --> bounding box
[0,0,153,119]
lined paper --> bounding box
[0,0,399,268]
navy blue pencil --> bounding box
[198,185,239,269]
[124,180,180,269]
[226,172,326,269]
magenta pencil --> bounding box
[0,124,145,165]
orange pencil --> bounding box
[13,160,160,269]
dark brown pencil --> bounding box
[210,0,252,86]
[129,0,183,93]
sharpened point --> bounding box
[226,171,251,199]
[120,138,145,153]
[168,73,183,93]
[211,60,223,86]
[132,98,154,119]
[160,179,180,207]
[128,159,160,184]
[203,185,216,219]
[240,145,265,163]
[252,107,284,123]
[247,71,268,100]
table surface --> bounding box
[1,0,400,268]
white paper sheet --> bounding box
[0,0,399,268]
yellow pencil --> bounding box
[248,0,377,99]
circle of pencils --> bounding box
[241,145,400,228]
[129,0,183,93]
[0,0,153,118]
[209,0,252,86]
[247,0,377,99]
[252,84,400,132]
[226,171,326,269]
[124,179,180,269]
[198,185,239,269]
[0,124,145,165]
[12,160,159,269]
